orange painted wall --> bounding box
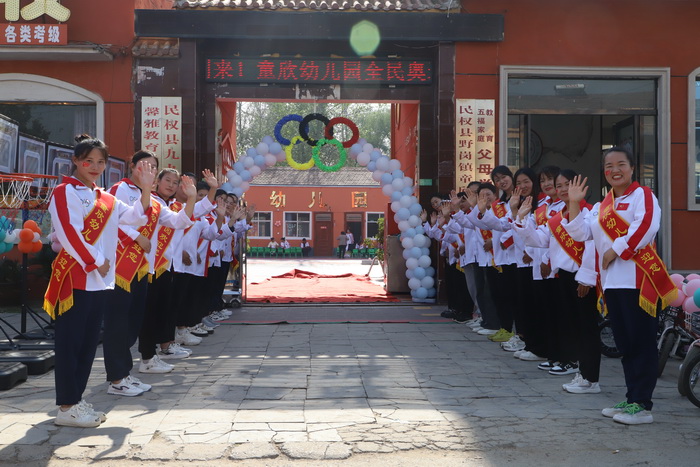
[244,185,385,248]
[456,0,700,270]
[0,0,137,159]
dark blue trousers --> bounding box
[604,288,659,410]
[54,290,107,405]
[103,276,148,382]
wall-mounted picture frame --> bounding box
[18,134,46,189]
[106,156,126,190]
[46,142,73,183]
[0,114,19,173]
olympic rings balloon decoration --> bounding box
[324,117,360,148]
[285,135,315,170]
[312,139,348,172]
[299,113,332,147]
[274,114,304,146]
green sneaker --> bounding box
[491,331,514,343]
[487,328,506,341]
[612,403,653,425]
[601,401,629,418]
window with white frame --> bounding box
[251,212,272,238]
[366,212,384,239]
[690,69,700,210]
[284,212,311,238]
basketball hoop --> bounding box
[14,173,58,209]
[0,174,32,210]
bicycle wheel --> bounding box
[679,350,700,409]
[600,321,621,358]
[657,330,677,377]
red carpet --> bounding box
[246,269,399,303]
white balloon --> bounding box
[275,151,286,162]
[396,208,410,220]
[243,156,255,169]
[403,176,414,188]
[249,165,262,177]
[406,257,419,269]
[408,215,421,228]
[391,178,405,191]
[399,195,413,208]
[230,174,243,186]
[391,201,402,213]
[383,184,396,197]
[264,154,277,167]
[398,220,410,232]
[421,276,435,289]
[408,278,422,290]
[362,143,374,153]
[256,142,269,155]
[388,159,402,172]
[401,237,414,249]
[418,255,431,268]
[240,181,250,192]
[4,231,16,243]
[413,234,427,248]
[371,170,384,182]
[357,152,371,166]
[226,170,236,180]
[33,232,40,242]
[375,156,390,172]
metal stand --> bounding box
[366,256,384,277]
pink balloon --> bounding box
[683,279,700,298]
[669,289,686,308]
[683,296,700,313]
[686,273,700,282]
[670,273,685,287]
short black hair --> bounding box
[603,146,635,169]
[478,183,497,194]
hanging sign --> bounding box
[141,97,182,172]
[1,0,71,45]
[455,99,496,191]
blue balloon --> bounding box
[414,225,424,235]
[269,142,282,155]
[254,155,265,167]
[220,182,234,193]
[240,170,252,182]
[231,187,243,198]
[410,289,417,298]
[396,208,410,221]
[262,135,275,145]
[350,143,363,155]
[402,249,412,260]
[246,148,257,158]
[403,228,416,238]
[409,203,423,216]
[410,247,422,258]
[413,266,426,279]
[233,161,244,173]
[380,173,393,185]
[427,287,436,298]
[401,186,414,196]
[392,170,404,179]
[405,269,415,279]
[391,191,403,202]
[415,287,428,299]
[421,248,430,257]
[367,161,377,172]
[426,266,436,277]
[370,149,382,161]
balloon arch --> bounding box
[221,114,435,301]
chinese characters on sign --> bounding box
[308,191,326,208]
[270,191,286,208]
[1,23,66,45]
[205,58,432,85]
[455,99,496,191]
[141,97,182,172]
[352,192,368,208]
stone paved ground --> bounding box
[1,305,699,466]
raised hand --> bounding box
[509,187,522,214]
[449,190,460,210]
[440,201,451,217]
[180,175,196,199]
[568,175,588,204]
[465,190,477,209]
[517,196,533,221]
[430,211,438,226]
[477,190,489,214]
[420,209,428,223]
[202,169,219,189]
[133,159,157,191]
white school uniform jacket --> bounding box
[443,209,478,267]
[473,201,516,267]
[564,183,661,291]
[110,180,194,274]
[467,206,511,267]
[49,176,148,291]
[514,205,597,287]
[169,196,215,271]
[220,219,251,262]
[513,197,564,280]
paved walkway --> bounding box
[0,304,699,465]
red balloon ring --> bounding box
[324,117,359,148]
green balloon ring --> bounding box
[312,138,347,172]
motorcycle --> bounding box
[677,311,700,409]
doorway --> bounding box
[313,212,333,257]
[344,212,363,251]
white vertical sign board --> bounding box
[455,99,496,190]
[141,97,182,172]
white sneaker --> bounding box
[139,355,174,374]
[218,309,233,317]
[188,324,209,337]
[175,328,202,346]
[55,403,101,427]
[126,375,152,392]
[202,317,220,328]
[209,311,226,322]
[107,379,144,397]
[501,336,526,352]
[158,343,190,359]
[477,328,498,336]
[170,342,192,356]
[513,349,525,359]
[471,326,484,332]
[199,322,215,332]
[565,379,601,394]
[77,399,106,423]
[518,351,547,361]
[612,403,653,425]
[562,373,584,390]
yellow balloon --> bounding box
[285,136,315,170]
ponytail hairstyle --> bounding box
[71,134,108,174]
[513,167,540,215]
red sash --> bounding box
[535,204,549,226]
[114,199,161,291]
[153,200,183,279]
[599,184,677,317]
[43,191,115,318]
[492,200,507,219]
[547,202,590,266]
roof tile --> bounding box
[173,0,459,11]
[249,166,380,187]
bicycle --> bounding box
[677,311,700,409]
[657,306,696,377]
